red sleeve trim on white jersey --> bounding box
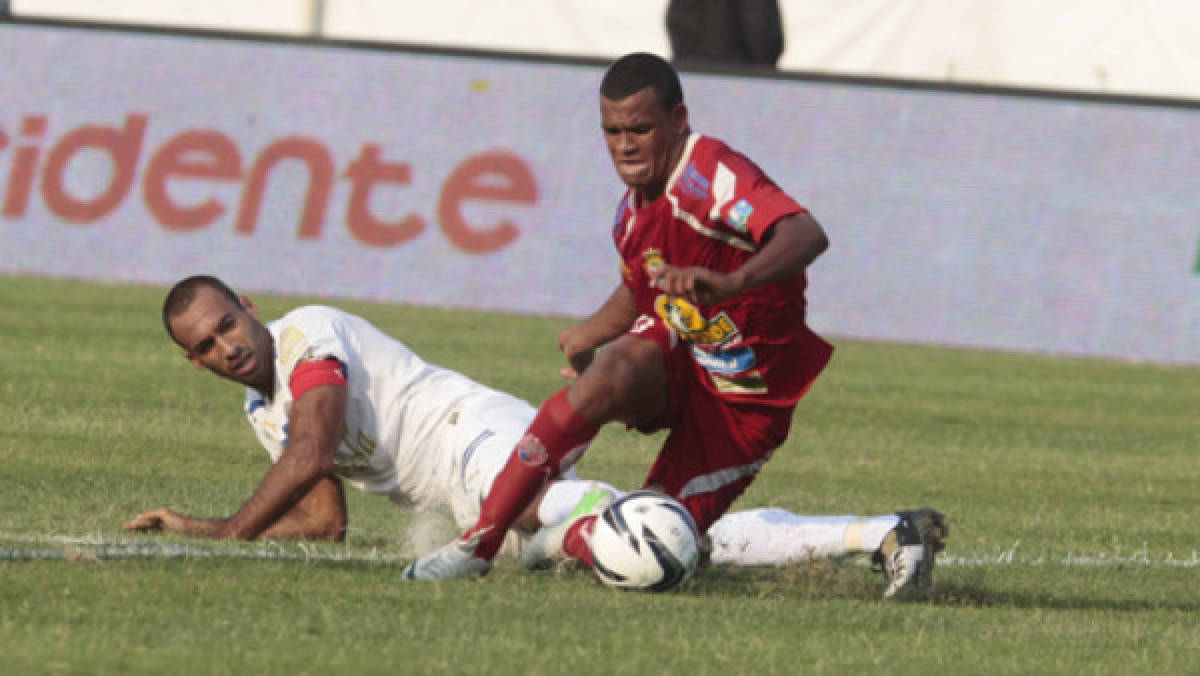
[289,358,348,400]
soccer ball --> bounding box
[589,491,701,592]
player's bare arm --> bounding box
[557,284,638,379]
[256,474,347,540]
[216,383,346,539]
[124,384,348,540]
[122,474,347,540]
[650,211,828,306]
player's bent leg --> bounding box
[568,333,669,427]
[876,508,948,599]
[427,333,669,574]
[421,388,603,575]
[707,509,901,565]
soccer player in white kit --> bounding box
[123,276,944,596]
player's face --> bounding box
[600,87,689,201]
[170,286,275,392]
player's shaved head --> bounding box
[601,52,684,110]
[162,275,241,345]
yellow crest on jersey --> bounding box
[642,248,665,279]
[653,295,739,347]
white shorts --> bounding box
[443,393,581,544]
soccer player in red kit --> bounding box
[407,53,945,594]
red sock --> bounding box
[562,515,597,567]
[465,388,600,560]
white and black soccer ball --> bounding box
[589,491,701,592]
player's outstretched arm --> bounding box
[124,384,348,541]
[122,476,348,541]
[558,284,638,379]
[651,211,828,307]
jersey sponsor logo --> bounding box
[690,344,756,374]
[679,163,710,200]
[653,294,738,347]
[728,199,754,232]
[338,428,377,471]
[652,293,766,393]
[517,433,549,467]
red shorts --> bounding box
[629,314,799,533]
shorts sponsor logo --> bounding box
[630,314,657,335]
[517,433,548,467]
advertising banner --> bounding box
[2,24,1198,363]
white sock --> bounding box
[537,479,624,527]
[707,509,900,566]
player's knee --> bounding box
[573,341,663,421]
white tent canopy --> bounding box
[12,0,1200,99]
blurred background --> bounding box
[3,1,1198,365]
[10,0,1200,99]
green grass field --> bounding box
[1,275,1197,675]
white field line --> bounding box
[3,533,1199,568]
[0,532,402,563]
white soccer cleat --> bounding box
[519,485,615,570]
[877,508,947,599]
[403,530,493,581]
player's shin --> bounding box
[466,388,601,561]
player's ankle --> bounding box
[461,522,503,561]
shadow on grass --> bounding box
[683,560,1200,613]
[925,583,1200,613]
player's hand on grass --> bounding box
[650,263,741,307]
[123,508,189,535]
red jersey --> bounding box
[612,134,833,407]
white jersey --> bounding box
[243,305,536,525]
